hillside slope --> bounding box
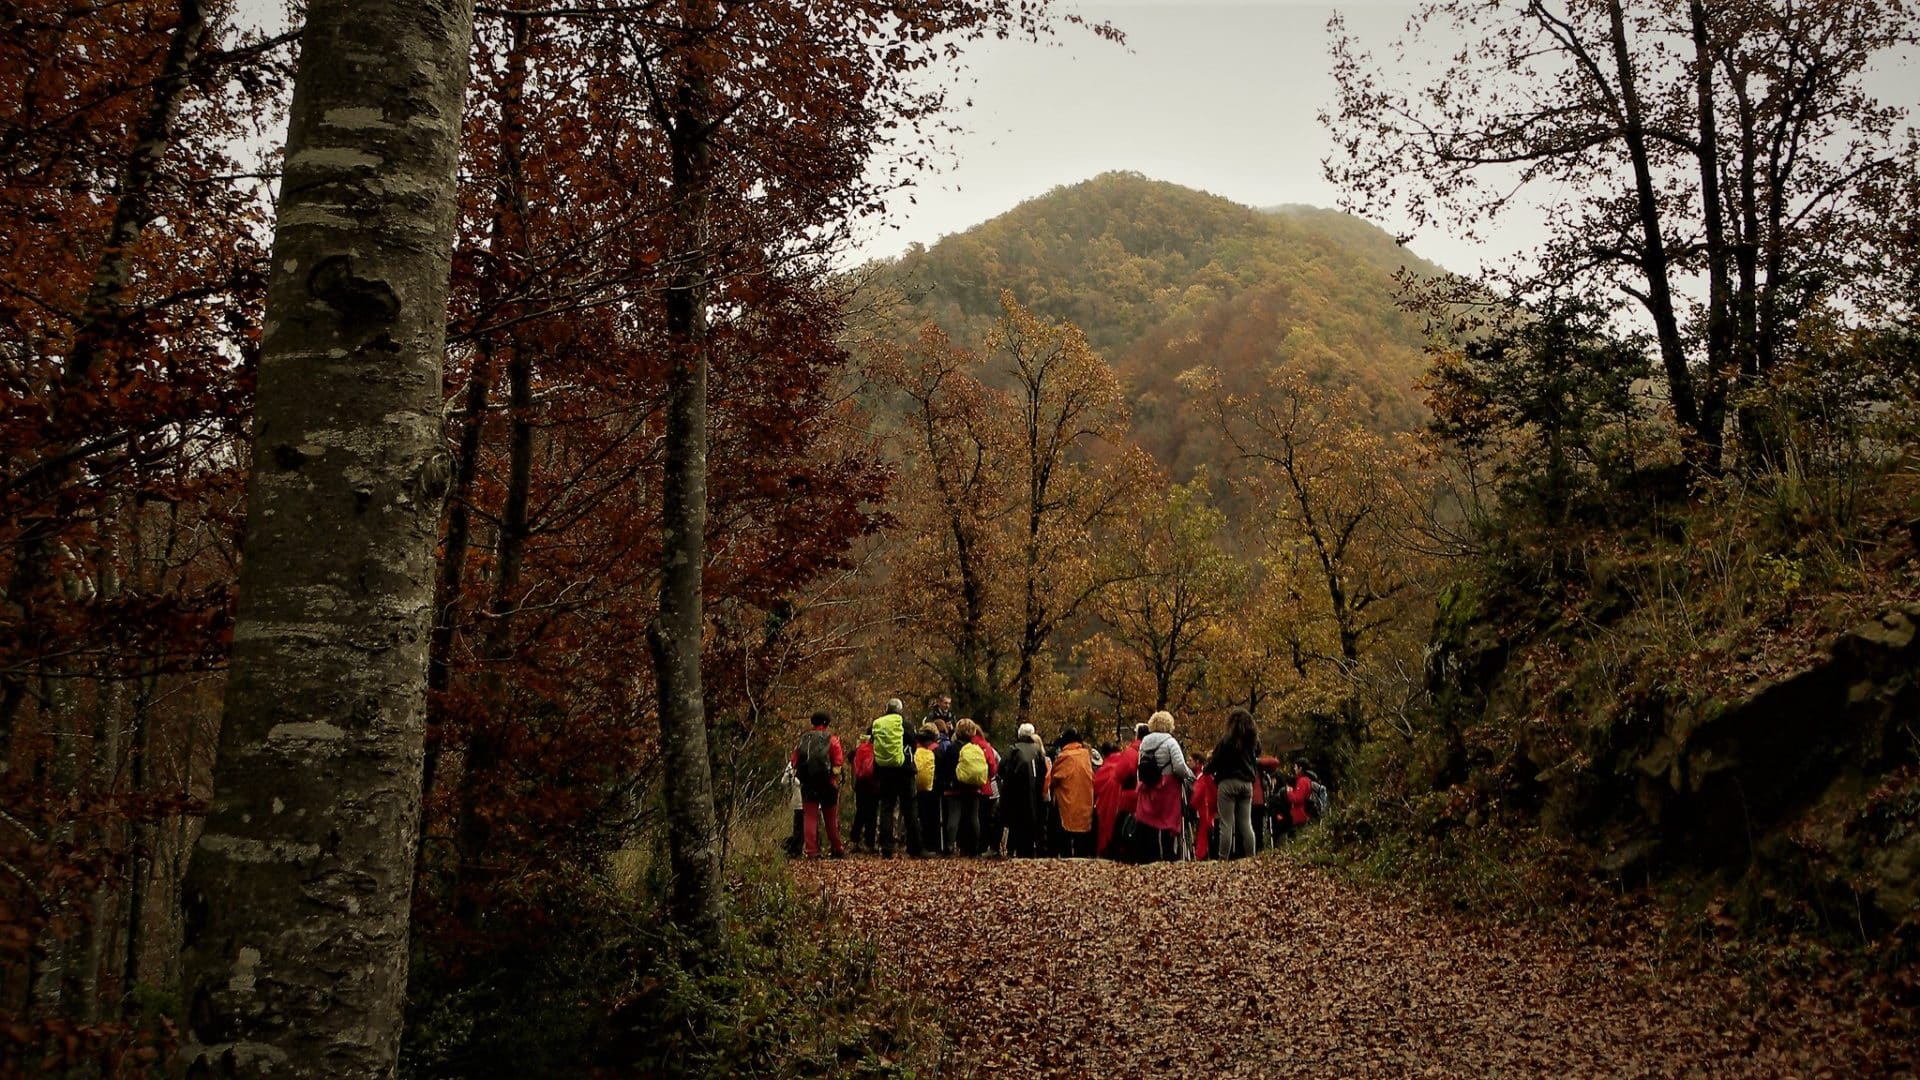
[866,172,1443,477]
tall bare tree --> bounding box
[1326,0,1918,470]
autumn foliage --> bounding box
[3,0,1917,1071]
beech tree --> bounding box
[176,0,475,1071]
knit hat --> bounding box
[1016,722,1038,742]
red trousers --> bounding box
[803,800,844,856]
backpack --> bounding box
[797,731,833,789]
[1307,779,1330,820]
[956,741,989,787]
[871,715,906,767]
[1137,742,1165,787]
[853,741,874,783]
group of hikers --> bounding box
[783,696,1328,862]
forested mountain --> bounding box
[865,172,1442,478]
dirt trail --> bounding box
[798,856,1892,1078]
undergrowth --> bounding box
[1292,428,1920,1036]
[401,850,939,1079]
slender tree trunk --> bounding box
[28,672,79,1021]
[453,338,530,846]
[948,504,988,719]
[80,527,130,1023]
[1,0,207,761]
[1733,117,1764,452]
[1014,636,1037,732]
[1017,500,1043,731]
[419,338,492,806]
[1690,1,1736,464]
[452,12,536,920]
[1017,414,1045,729]
[121,654,157,1014]
[1605,0,1712,467]
[649,19,725,946]
[177,0,474,1070]
[425,342,491,701]
[450,334,530,921]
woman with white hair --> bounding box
[1134,710,1193,862]
[999,722,1049,857]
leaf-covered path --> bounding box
[797,856,1896,1078]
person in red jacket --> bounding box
[973,724,1001,856]
[1092,724,1145,859]
[1190,765,1218,861]
[1090,735,1130,858]
[791,712,847,858]
[1136,712,1194,862]
[1286,759,1314,830]
[850,734,879,853]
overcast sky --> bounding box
[847,0,1919,276]
[844,2,1461,268]
[233,0,1915,277]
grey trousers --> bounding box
[1216,778,1255,860]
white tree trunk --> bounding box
[178,0,474,1072]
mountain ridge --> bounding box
[865,171,1441,478]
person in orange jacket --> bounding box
[1046,727,1097,857]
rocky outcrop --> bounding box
[1429,594,1920,932]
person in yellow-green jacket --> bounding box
[868,697,920,857]
[914,725,941,854]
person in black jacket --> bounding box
[1000,723,1048,857]
[1205,708,1260,860]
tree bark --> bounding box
[177,0,474,1070]
[648,11,725,947]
